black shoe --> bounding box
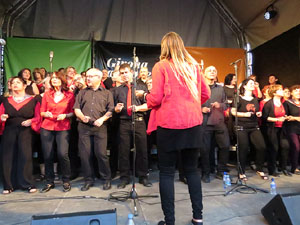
[215,172,223,180]
[63,183,71,192]
[269,171,280,177]
[139,177,152,187]
[292,169,300,175]
[117,180,129,189]
[40,183,55,193]
[103,180,112,190]
[191,219,203,225]
[157,221,165,225]
[282,170,292,177]
[81,183,93,191]
[202,174,210,183]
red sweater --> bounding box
[146,59,210,133]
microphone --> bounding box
[133,47,139,63]
[135,56,139,63]
[230,59,241,65]
[49,51,54,62]
[0,39,6,46]
[133,47,136,56]
[133,47,139,73]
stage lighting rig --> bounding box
[264,4,277,20]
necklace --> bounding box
[13,95,30,103]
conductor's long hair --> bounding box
[160,32,200,102]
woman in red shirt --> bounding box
[40,72,75,193]
[262,85,291,176]
[145,32,210,225]
[0,76,40,194]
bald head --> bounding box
[86,68,102,89]
[86,68,102,77]
[204,66,217,80]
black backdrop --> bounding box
[252,25,300,88]
[94,41,160,77]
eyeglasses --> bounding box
[86,75,99,79]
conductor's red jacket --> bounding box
[146,59,210,134]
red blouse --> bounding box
[40,90,75,131]
[274,104,285,128]
[146,59,210,133]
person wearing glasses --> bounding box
[74,68,114,191]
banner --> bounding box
[95,41,246,83]
[4,37,91,80]
[186,47,246,84]
[94,41,161,77]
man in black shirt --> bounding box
[114,63,152,189]
[74,68,114,191]
[201,66,230,183]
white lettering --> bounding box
[106,57,150,73]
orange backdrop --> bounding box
[186,47,246,84]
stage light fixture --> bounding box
[264,4,277,20]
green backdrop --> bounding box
[4,37,91,80]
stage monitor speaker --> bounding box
[261,193,300,225]
[31,209,117,225]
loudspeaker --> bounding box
[31,209,117,225]
[261,193,300,225]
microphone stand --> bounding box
[224,60,268,196]
[108,47,158,216]
[130,47,138,215]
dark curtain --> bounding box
[252,25,300,88]
[12,0,239,48]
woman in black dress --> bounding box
[0,76,40,194]
[231,78,267,180]
[284,85,300,174]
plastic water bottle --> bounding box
[226,174,231,188]
[270,178,277,195]
[126,213,135,225]
[223,172,228,192]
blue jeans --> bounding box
[158,148,203,225]
[41,128,71,183]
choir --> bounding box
[1,64,299,195]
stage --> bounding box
[1,167,300,225]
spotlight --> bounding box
[264,4,277,20]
